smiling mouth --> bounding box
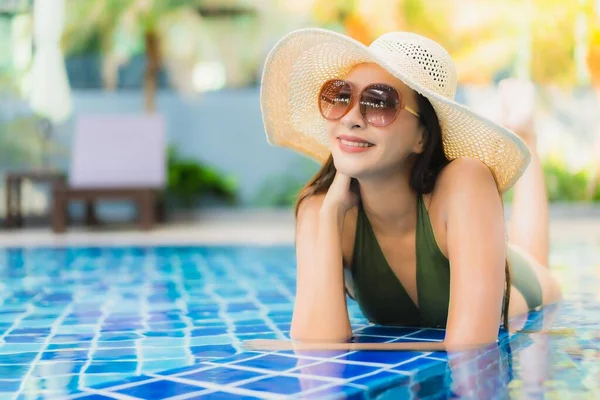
[336,137,374,147]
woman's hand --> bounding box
[321,171,359,217]
[498,78,537,144]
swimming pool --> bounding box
[0,244,598,399]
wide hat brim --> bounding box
[260,28,531,193]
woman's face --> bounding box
[325,63,425,179]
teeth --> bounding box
[340,139,372,148]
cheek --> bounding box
[377,129,421,162]
[385,117,422,148]
[326,122,338,142]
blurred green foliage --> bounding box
[63,0,198,56]
[0,116,67,169]
[258,156,600,208]
[252,159,319,208]
[504,156,600,204]
[167,146,238,208]
[543,157,590,202]
[253,175,305,208]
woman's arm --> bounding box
[441,158,507,349]
[290,194,352,342]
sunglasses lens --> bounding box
[360,85,400,127]
[319,80,352,120]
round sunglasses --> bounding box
[318,79,420,127]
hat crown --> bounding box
[369,32,457,99]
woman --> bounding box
[250,28,562,351]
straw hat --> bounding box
[260,28,531,192]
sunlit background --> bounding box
[0,0,599,220]
[0,1,599,398]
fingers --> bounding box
[331,171,352,188]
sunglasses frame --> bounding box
[318,79,421,127]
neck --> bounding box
[358,163,418,234]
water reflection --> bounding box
[291,302,599,399]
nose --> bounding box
[340,98,365,130]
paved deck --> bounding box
[0,207,598,249]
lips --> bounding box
[336,134,375,153]
[337,135,374,146]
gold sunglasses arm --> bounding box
[404,105,420,118]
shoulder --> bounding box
[436,158,499,198]
[438,158,497,190]
[296,193,327,220]
[435,158,502,219]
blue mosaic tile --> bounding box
[239,375,331,395]
[4,335,46,343]
[0,380,22,393]
[41,349,90,361]
[0,244,597,399]
[296,385,365,399]
[233,354,304,372]
[32,361,85,377]
[115,378,206,398]
[0,342,45,354]
[180,366,265,385]
[189,391,260,399]
[337,350,422,366]
[93,348,138,361]
[85,361,138,374]
[21,375,82,395]
[209,352,264,365]
[191,327,229,336]
[97,340,137,349]
[46,342,91,351]
[289,360,380,380]
[190,344,238,358]
[404,328,446,341]
[391,356,443,374]
[0,364,30,379]
[0,351,38,364]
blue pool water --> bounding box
[0,244,598,399]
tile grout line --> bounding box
[161,389,215,400]
[71,387,141,400]
[134,279,152,375]
[223,255,289,341]
[170,252,197,368]
[146,372,282,400]
[0,294,44,344]
[193,253,242,353]
[295,353,432,398]
[68,379,161,399]
[13,302,74,399]
[78,283,115,387]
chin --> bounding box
[331,152,371,179]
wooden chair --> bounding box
[52,114,166,233]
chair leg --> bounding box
[155,192,167,223]
[5,177,14,229]
[52,188,67,234]
[138,190,154,230]
[14,180,22,227]
[84,200,99,226]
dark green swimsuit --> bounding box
[345,194,543,328]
